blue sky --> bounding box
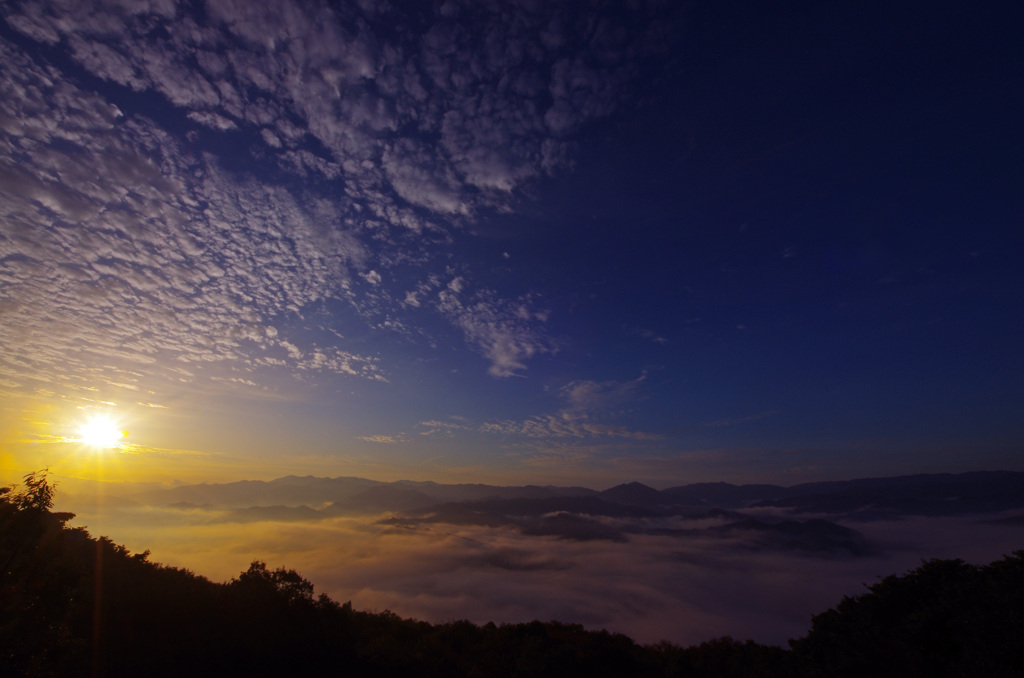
[1,0,1021,486]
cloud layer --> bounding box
[0,0,677,404]
[0,36,383,402]
[64,495,1024,647]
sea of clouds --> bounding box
[59,494,1024,646]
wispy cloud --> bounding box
[559,373,647,412]
[358,435,404,444]
[481,415,659,441]
[625,326,669,344]
[418,419,473,437]
[436,284,554,378]
[480,374,658,440]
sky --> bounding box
[1,0,1022,487]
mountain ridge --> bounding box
[104,470,1024,516]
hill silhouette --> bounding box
[3,472,1023,677]
[98,470,1024,519]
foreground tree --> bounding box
[792,553,1024,677]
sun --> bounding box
[77,415,127,449]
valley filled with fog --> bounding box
[54,472,1024,646]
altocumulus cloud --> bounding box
[0,39,382,399]
[0,0,679,398]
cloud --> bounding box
[5,0,673,215]
[559,373,647,412]
[358,435,403,444]
[2,0,682,388]
[57,493,1024,647]
[481,414,659,441]
[0,37,384,401]
[187,111,238,131]
[418,419,472,437]
[436,285,553,378]
[480,374,657,440]
[383,139,468,215]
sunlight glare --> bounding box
[78,415,127,449]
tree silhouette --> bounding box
[233,560,315,604]
[3,469,56,511]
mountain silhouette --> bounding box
[325,485,439,515]
[599,482,681,509]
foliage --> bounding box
[2,475,1022,677]
[791,553,1024,677]
[3,469,56,512]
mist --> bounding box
[60,496,1024,647]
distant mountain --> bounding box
[752,471,1024,517]
[389,480,597,503]
[599,482,693,510]
[325,485,439,515]
[105,471,1024,529]
[382,495,867,552]
[56,492,145,512]
[226,505,326,523]
[710,518,872,555]
[48,469,1024,558]
[522,513,629,543]
[662,482,789,508]
[126,476,596,510]
[130,475,381,508]
[381,495,663,541]
[658,471,1024,516]
[398,495,658,522]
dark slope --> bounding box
[791,555,1024,677]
